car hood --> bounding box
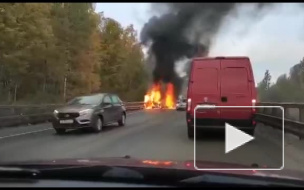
[56,104,96,113]
[5,157,304,181]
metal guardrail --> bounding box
[124,102,144,111]
[255,102,304,139]
[0,102,145,128]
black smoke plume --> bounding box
[140,3,269,96]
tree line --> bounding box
[257,58,304,102]
[0,3,148,104]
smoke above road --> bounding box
[140,3,270,95]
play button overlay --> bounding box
[225,123,254,154]
[193,105,284,171]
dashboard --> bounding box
[0,179,171,187]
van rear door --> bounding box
[189,59,221,119]
[219,58,253,120]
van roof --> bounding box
[193,56,249,61]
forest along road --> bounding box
[0,109,303,172]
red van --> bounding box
[186,56,257,139]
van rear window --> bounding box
[192,68,218,94]
[221,67,249,94]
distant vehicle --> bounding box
[186,56,257,139]
[176,98,186,111]
[52,93,126,134]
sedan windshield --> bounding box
[67,94,104,106]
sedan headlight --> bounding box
[79,109,93,116]
[53,110,59,118]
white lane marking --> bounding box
[0,128,53,140]
[0,110,144,140]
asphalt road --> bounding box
[0,109,303,171]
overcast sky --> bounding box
[96,3,304,84]
[96,3,151,39]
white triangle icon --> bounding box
[225,123,254,154]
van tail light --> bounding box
[252,99,256,113]
[187,98,192,112]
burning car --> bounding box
[144,83,176,109]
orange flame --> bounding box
[144,83,161,109]
[165,83,175,109]
[144,83,175,109]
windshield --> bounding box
[0,2,304,184]
[67,94,104,106]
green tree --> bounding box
[0,3,54,103]
[257,57,304,102]
[98,16,147,101]
[257,70,272,101]
[50,3,101,101]
[0,3,148,104]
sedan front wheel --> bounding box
[92,117,103,133]
[118,113,126,126]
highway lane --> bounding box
[0,109,303,171]
[0,110,143,139]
